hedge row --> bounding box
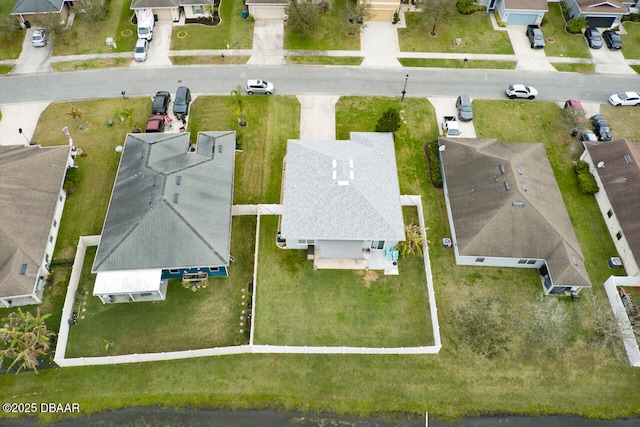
[425,140,443,188]
[575,160,599,195]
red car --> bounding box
[146,115,166,133]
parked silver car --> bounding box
[31,28,47,47]
[134,38,149,62]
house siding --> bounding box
[161,266,228,280]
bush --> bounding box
[63,166,80,194]
[575,160,598,195]
[392,11,399,24]
[567,17,587,34]
[375,108,401,133]
[425,141,442,187]
[456,0,476,15]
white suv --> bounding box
[245,79,274,95]
[134,38,149,62]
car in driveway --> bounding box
[608,91,640,106]
[146,115,166,133]
[564,99,586,123]
[173,86,191,119]
[591,114,613,141]
[31,29,46,47]
[526,25,545,49]
[134,38,149,62]
[152,91,171,115]
[245,79,275,95]
[456,95,473,121]
[603,30,622,50]
[578,130,598,149]
[584,28,603,49]
[505,84,538,99]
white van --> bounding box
[134,38,148,62]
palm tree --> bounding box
[0,308,55,374]
[228,86,249,127]
[395,222,425,257]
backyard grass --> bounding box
[65,216,255,357]
[51,0,138,55]
[541,3,591,58]
[398,12,513,54]
[171,0,254,50]
[170,55,250,65]
[399,58,516,69]
[286,56,363,66]
[51,57,132,72]
[551,62,595,73]
[284,0,360,50]
[620,22,640,59]
[600,103,640,142]
[0,0,24,60]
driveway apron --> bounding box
[589,45,636,74]
[13,27,54,75]
[247,19,285,65]
[505,25,556,72]
[429,96,477,138]
[131,21,173,67]
[0,102,51,146]
[297,95,340,140]
[360,21,402,68]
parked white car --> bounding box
[505,84,538,99]
[608,91,640,106]
[31,28,47,47]
[134,38,149,62]
[245,79,275,95]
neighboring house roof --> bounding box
[92,132,236,272]
[439,137,590,288]
[0,145,70,299]
[131,0,179,9]
[11,0,65,14]
[576,0,626,13]
[584,139,640,269]
[245,0,288,5]
[281,132,405,242]
[503,0,548,11]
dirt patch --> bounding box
[363,270,379,288]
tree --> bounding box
[0,308,55,374]
[340,0,373,36]
[375,108,401,133]
[419,0,457,36]
[287,1,320,38]
[395,222,425,257]
[39,14,69,45]
[203,0,220,23]
[116,106,136,130]
[454,296,511,358]
[566,16,587,34]
[584,290,629,360]
[81,0,109,29]
[0,15,20,43]
[519,293,571,357]
[228,86,249,127]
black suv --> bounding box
[526,25,545,49]
[591,114,613,141]
[173,86,192,120]
[152,91,171,115]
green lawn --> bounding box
[286,56,363,65]
[399,58,516,69]
[51,57,132,72]
[551,63,595,73]
[284,0,360,50]
[171,0,254,49]
[600,103,640,142]
[541,3,591,58]
[620,22,640,59]
[398,12,513,54]
[0,0,25,60]
[171,55,250,65]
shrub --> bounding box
[392,11,399,24]
[456,0,476,15]
[575,160,598,195]
[63,166,80,194]
[375,108,401,133]
[494,12,506,27]
[567,17,587,34]
[425,141,442,187]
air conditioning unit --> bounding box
[442,238,452,248]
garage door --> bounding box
[370,9,394,21]
[252,6,284,19]
[586,16,615,28]
[506,13,537,25]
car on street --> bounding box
[31,29,47,47]
[591,114,613,141]
[173,86,192,119]
[526,25,545,49]
[245,79,275,95]
[505,84,538,99]
[152,91,171,115]
[603,30,622,50]
[146,115,166,133]
[456,95,473,121]
[584,28,603,49]
[134,38,149,62]
[608,91,640,106]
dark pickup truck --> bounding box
[526,24,545,49]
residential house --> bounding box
[131,0,180,21]
[494,0,548,25]
[245,0,287,19]
[580,139,640,277]
[280,132,405,273]
[0,145,72,307]
[11,0,74,25]
[563,0,629,28]
[92,132,236,304]
[438,137,591,295]
[363,0,400,21]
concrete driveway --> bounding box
[131,21,172,67]
[429,96,477,138]
[297,95,339,140]
[247,19,285,65]
[361,22,401,68]
[12,28,53,75]
[588,43,635,74]
[0,102,50,146]
[505,26,556,72]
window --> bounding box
[53,219,57,227]
[169,269,179,274]
[59,195,63,202]
[616,231,623,240]
[209,267,219,272]
[193,5,203,13]
[475,257,485,263]
[49,235,53,243]
[518,259,527,264]
[526,260,536,265]
[297,239,314,245]
[607,209,613,218]
[371,241,385,250]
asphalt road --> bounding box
[2,65,638,104]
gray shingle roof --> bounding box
[439,137,590,289]
[585,139,640,269]
[92,132,235,272]
[0,145,70,299]
[11,0,65,14]
[131,0,179,9]
[281,132,405,241]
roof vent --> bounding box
[521,181,527,192]
[571,255,578,266]
[624,155,632,164]
[149,193,155,204]
[140,149,145,159]
[173,193,179,203]
[20,263,28,275]
[176,175,182,186]
[597,161,605,168]
[218,145,223,154]
[499,165,506,175]
[152,175,158,187]
[503,181,510,191]
[516,165,523,175]
[512,201,525,207]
